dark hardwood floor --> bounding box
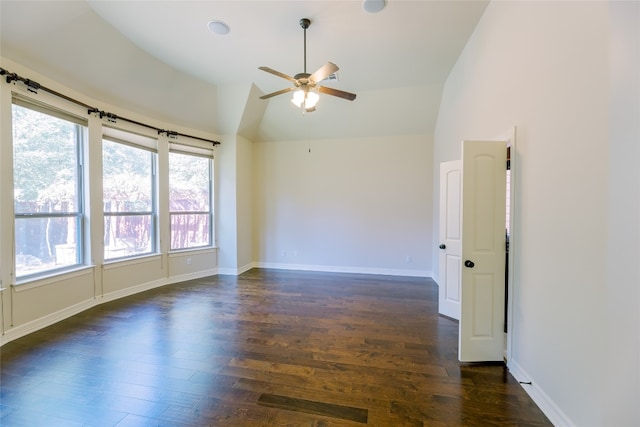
[0,269,552,426]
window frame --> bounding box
[11,98,87,280]
[168,144,214,252]
[102,131,159,262]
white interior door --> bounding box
[438,160,462,320]
[459,140,507,362]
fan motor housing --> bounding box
[294,72,311,85]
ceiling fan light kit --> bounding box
[292,87,319,111]
[259,18,357,114]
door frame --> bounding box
[500,127,517,365]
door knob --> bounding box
[439,244,446,250]
[464,260,475,268]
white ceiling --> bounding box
[0,0,488,141]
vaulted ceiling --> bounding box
[1,1,488,141]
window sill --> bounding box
[168,247,217,258]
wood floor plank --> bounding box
[257,393,368,424]
[0,268,552,426]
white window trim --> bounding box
[11,97,88,281]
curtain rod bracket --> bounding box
[5,72,18,84]
[158,129,179,139]
[25,79,40,94]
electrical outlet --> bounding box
[406,256,412,263]
[186,257,192,265]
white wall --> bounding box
[216,133,255,275]
[605,2,640,425]
[253,134,433,276]
[215,84,258,275]
[216,134,239,273]
[236,134,254,271]
[434,2,639,426]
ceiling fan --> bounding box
[259,18,357,113]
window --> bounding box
[169,149,213,250]
[102,132,157,260]
[12,100,86,279]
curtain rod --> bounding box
[0,67,220,146]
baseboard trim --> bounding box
[217,262,256,276]
[0,298,96,346]
[255,262,432,278]
[432,274,441,287]
[508,358,574,427]
[237,262,257,275]
[167,269,219,284]
[101,278,168,304]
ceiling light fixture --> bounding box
[291,86,319,111]
[207,20,230,35]
[363,0,386,14]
